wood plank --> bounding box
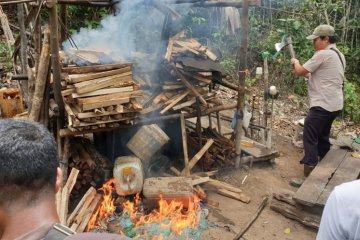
[270,192,320,229]
[316,152,360,206]
[71,86,134,98]
[79,97,130,112]
[74,73,132,94]
[217,188,250,203]
[240,136,278,158]
[77,90,142,104]
[181,138,214,175]
[62,63,131,74]
[173,98,196,110]
[160,90,189,115]
[67,186,96,226]
[68,66,132,84]
[293,149,348,206]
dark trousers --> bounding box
[301,107,340,166]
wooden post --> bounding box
[28,26,50,122]
[235,0,249,169]
[0,6,14,52]
[262,57,269,128]
[60,4,67,43]
[49,0,65,133]
[180,112,189,176]
[17,3,29,105]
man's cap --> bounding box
[306,25,335,40]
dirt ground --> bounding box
[197,88,322,240]
[200,133,317,240]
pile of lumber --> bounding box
[61,62,143,132]
[142,33,223,116]
[165,31,217,62]
[188,127,235,170]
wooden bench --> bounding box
[293,148,360,207]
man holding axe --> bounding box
[290,24,346,177]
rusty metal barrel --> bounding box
[126,124,169,162]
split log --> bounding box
[217,188,250,203]
[67,186,97,226]
[71,193,101,232]
[28,26,50,122]
[58,168,79,224]
[192,176,209,185]
[205,179,243,194]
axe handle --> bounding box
[286,37,296,58]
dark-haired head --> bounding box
[319,35,336,44]
[0,119,59,206]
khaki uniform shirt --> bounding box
[303,44,346,112]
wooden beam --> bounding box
[217,188,250,203]
[28,26,50,122]
[62,63,131,74]
[180,113,190,176]
[181,139,214,175]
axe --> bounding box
[274,35,296,58]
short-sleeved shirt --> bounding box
[316,180,360,240]
[303,44,346,112]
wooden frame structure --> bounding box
[1,0,261,176]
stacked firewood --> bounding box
[142,32,223,116]
[68,137,111,200]
[61,63,143,132]
[188,127,235,170]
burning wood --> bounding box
[86,178,208,239]
[61,63,143,131]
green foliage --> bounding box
[66,6,110,32]
[220,57,237,78]
[343,79,360,122]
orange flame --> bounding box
[123,194,202,236]
[87,178,116,231]
[88,178,202,237]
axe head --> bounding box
[275,42,287,52]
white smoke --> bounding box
[62,0,165,63]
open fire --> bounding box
[87,178,208,239]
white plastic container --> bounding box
[113,156,144,196]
